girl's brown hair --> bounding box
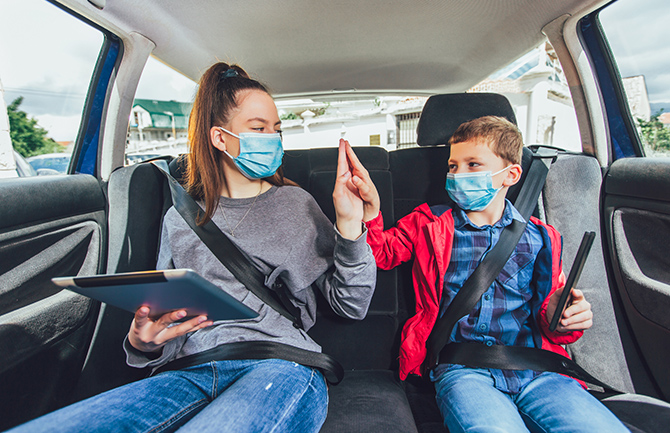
[186,62,296,225]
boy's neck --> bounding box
[464,189,508,227]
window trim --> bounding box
[44,0,123,176]
[578,6,644,161]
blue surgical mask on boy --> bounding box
[445,166,510,211]
[219,128,284,179]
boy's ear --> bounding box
[210,126,227,152]
[502,163,523,187]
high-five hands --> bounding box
[128,306,213,354]
[333,139,381,240]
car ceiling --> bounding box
[65,0,606,97]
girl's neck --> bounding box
[220,164,265,198]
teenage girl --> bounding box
[10,62,376,433]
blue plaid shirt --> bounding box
[431,200,548,394]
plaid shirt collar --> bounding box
[452,198,525,231]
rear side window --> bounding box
[0,0,103,177]
[599,0,670,157]
[469,40,581,152]
[125,57,196,165]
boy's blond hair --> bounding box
[448,116,523,165]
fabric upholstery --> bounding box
[76,162,172,401]
[319,370,418,433]
[542,153,635,393]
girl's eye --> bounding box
[252,127,264,131]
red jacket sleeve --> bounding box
[365,205,434,271]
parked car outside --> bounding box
[26,153,71,173]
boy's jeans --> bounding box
[9,358,328,433]
[435,367,630,433]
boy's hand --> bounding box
[546,287,593,333]
[128,306,212,353]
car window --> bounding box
[469,40,581,152]
[278,40,581,152]
[276,95,428,151]
[0,0,103,177]
[126,57,196,164]
[599,0,670,157]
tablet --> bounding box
[52,269,258,322]
[548,231,596,332]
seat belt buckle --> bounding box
[422,351,439,376]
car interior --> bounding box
[2,0,670,432]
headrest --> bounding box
[416,93,517,146]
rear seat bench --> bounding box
[98,92,670,433]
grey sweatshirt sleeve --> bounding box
[314,224,377,320]
[272,188,377,322]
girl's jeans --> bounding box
[435,368,630,433]
[9,358,328,433]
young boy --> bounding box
[340,116,629,432]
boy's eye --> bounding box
[468,162,480,168]
[448,164,457,171]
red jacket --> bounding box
[365,204,583,380]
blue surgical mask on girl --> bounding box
[219,128,284,179]
[445,166,511,211]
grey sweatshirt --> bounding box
[124,185,376,369]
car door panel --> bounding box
[0,174,107,430]
[603,157,670,400]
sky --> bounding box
[0,0,668,142]
[599,0,670,111]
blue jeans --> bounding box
[434,368,630,433]
[10,359,328,433]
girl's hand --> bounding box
[127,306,213,354]
[547,287,593,333]
[333,139,380,233]
[333,139,364,239]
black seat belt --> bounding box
[150,161,344,384]
[424,147,617,392]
